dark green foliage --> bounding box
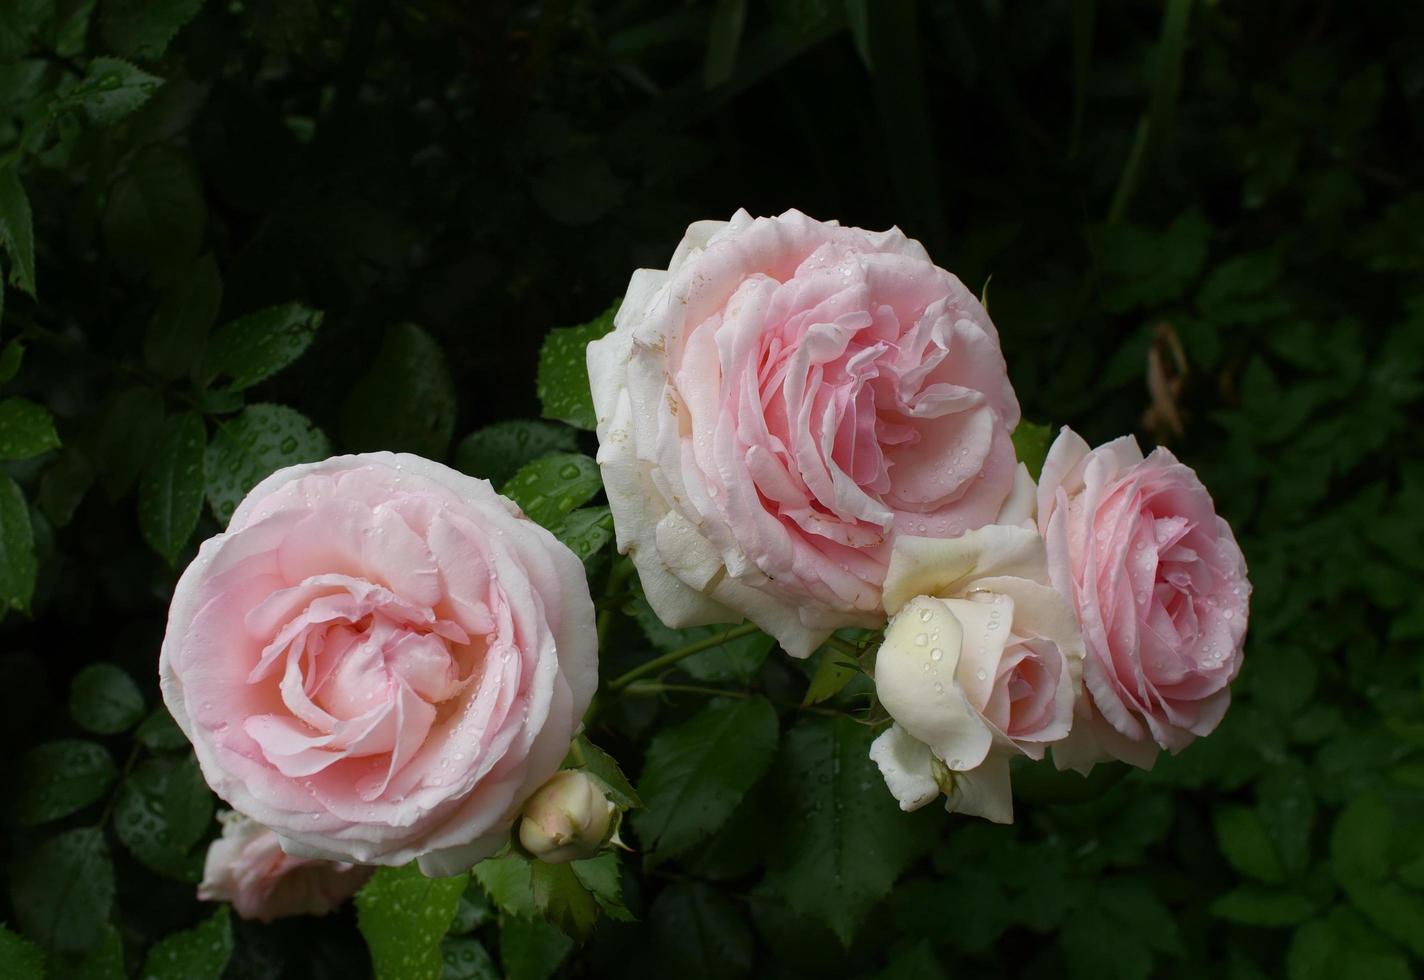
[0,1,1419,977]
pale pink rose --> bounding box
[870,525,1083,823]
[1037,429,1250,770]
[198,811,372,922]
[160,453,597,875]
[588,209,1029,657]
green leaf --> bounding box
[341,323,456,459]
[79,57,163,125]
[631,597,775,684]
[69,663,144,735]
[201,303,322,391]
[703,0,748,88]
[536,302,618,430]
[801,649,859,707]
[567,736,642,809]
[38,449,93,527]
[1258,764,1315,876]
[100,0,206,59]
[0,0,51,60]
[548,506,614,567]
[135,706,189,752]
[0,474,35,612]
[472,855,535,918]
[570,853,633,921]
[0,166,36,295]
[762,714,934,946]
[72,926,125,980]
[1095,210,1209,313]
[0,339,22,382]
[8,827,115,953]
[113,755,212,882]
[7,740,117,827]
[140,906,232,980]
[205,404,331,525]
[356,864,469,980]
[502,453,602,530]
[648,881,752,979]
[441,937,499,980]
[145,253,221,379]
[1211,887,1317,926]
[92,386,164,498]
[138,412,206,564]
[1215,804,1287,884]
[1330,796,1391,882]
[454,420,577,490]
[529,861,598,939]
[449,881,495,935]
[1061,879,1181,980]
[1011,420,1052,481]
[102,146,205,280]
[0,397,59,460]
[0,924,45,980]
[498,916,572,980]
[634,697,778,866]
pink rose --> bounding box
[160,453,597,875]
[588,209,1029,657]
[870,526,1083,823]
[1036,429,1250,769]
[198,811,372,922]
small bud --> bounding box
[519,770,616,864]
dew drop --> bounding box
[934,682,944,694]
[931,648,944,662]
[914,633,928,646]
[918,608,932,623]
[976,668,987,681]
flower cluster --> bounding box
[590,209,1251,821]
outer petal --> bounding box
[944,752,1013,824]
[869,725,941,812]
[881,524,1051,614]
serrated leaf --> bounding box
[79,57,163,124]
[498,916,572,980]
[649,881,752,979]
[449,881,495,935]
[100,0,206,59]
[471,854,535,918]
[0,924,45,980]
[8,827,115,953]
[205,404,330,525]
[549,506,614,567]
[634,697,778,866]
[102,146,204,280]
[529,861,598,939]
[503,453,602,530]
[762,714,934,946]
[0,166,35,294]
[441,937,499,980]
[454,420,576,490]
[0,474,35,612]
[570,853,633,922]
[536,302,618,430]
[140,906,232,980]
[7,740,117,827]
[1011,420,1052,481]
[113,756,211,882]
[356,864,469,980]
[566,736,641,809]
[69,663,144,735]
[145,253,221,378]
[0,397,59,460]
[341,323,456,459]
[138,412,205,564]
[201,303,321,391]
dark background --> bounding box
[2,1,1423,978]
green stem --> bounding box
[622,681,751,700]
[596,558,635,650]
[823,635,865,659]
[608,622,762,690]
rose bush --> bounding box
[159,453,597,875]
[588,208,1030,657]
[198,811,372,922]
[1037,429,1251,770]
[870,525,1084,822]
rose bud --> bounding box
[870,525,1084,823]
[588,208,1031,658]
[518,770,616,864]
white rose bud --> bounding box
[518,770,616,864]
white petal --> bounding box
[944,752,1014,824]
[869,725,940,811]
[996,462,1037,528]
[881,524,1050,615]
